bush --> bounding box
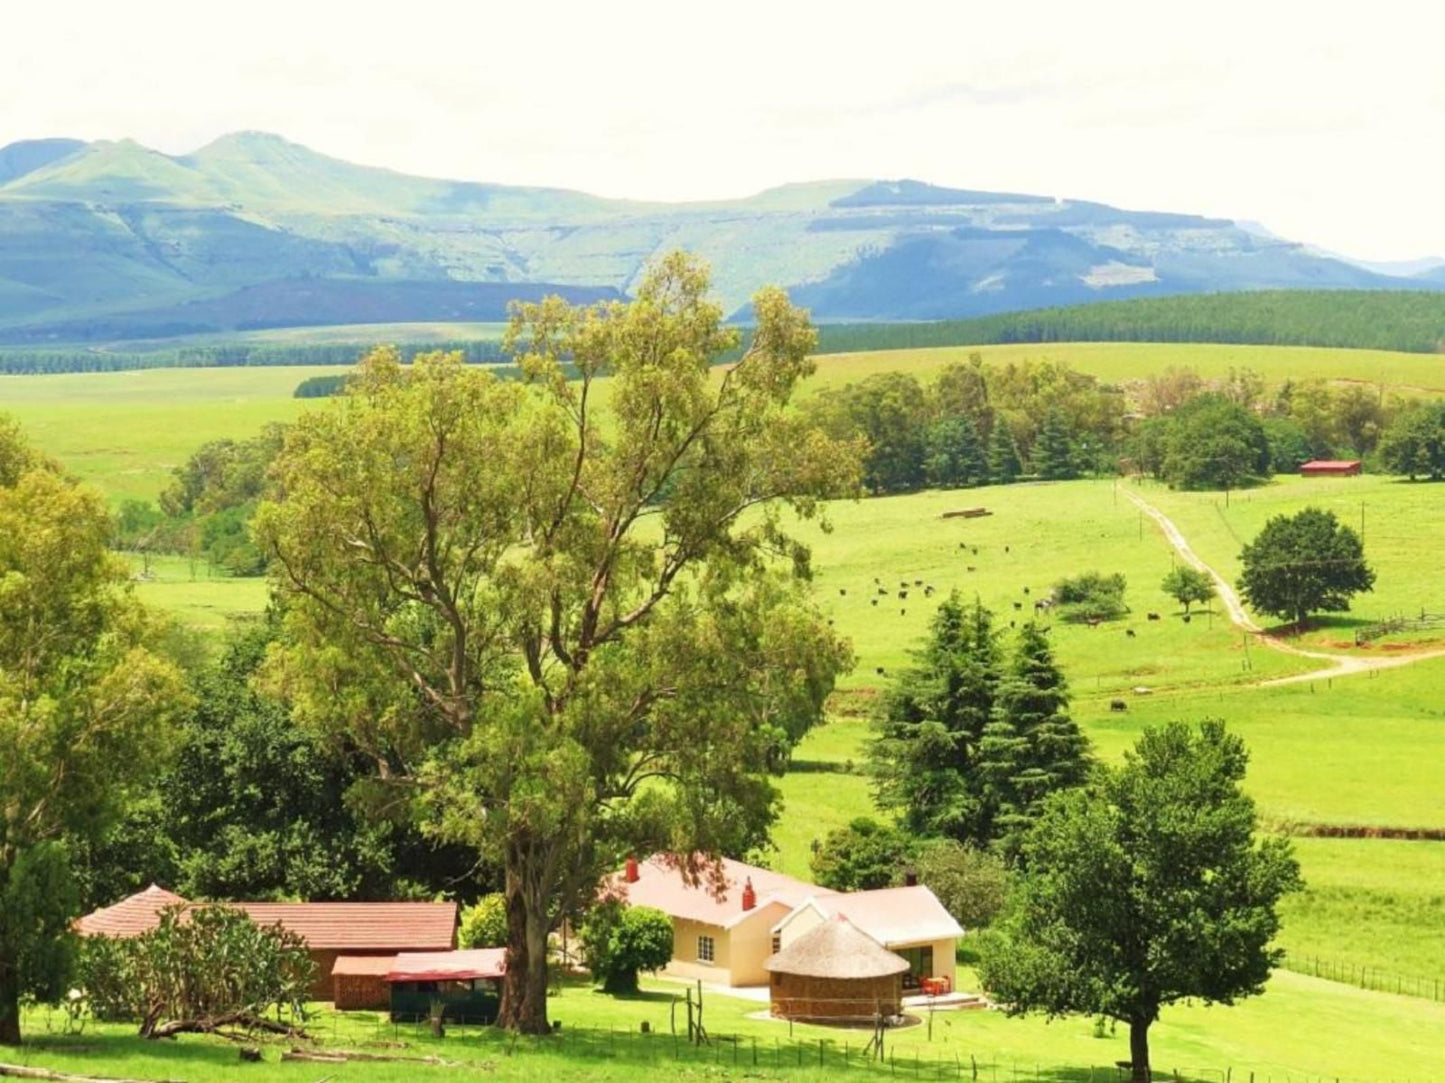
[458,893,508,949]
[914,839,1010,930]
[1051,571,1128,623]
[810,817,916,891]
[580,901,675,994]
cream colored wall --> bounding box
[728,903,788,986]
[663,917,732,985]
[775,903,824,949]
[661,905,789,987]
[892,937,957,987]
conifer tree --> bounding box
[978,623,1091,857]
[870,594,1001,842]
[987,420,1023,484]
[926,416,987,488]
[1033,411,1079,480]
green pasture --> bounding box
[128,553,270,632]
[1128,474,1445,644]
[13,966,1445,1082]
[808,341,1445,397]
[1274,837,1445,990]
[0,366,338,504]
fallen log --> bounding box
[282,1048,462,1067]
[0,1064,184,1083]
[145,1012,306,1041]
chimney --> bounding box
[741,877,757,911]
[904,871,918,887]
[624,856,640,883]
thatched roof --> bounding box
[764,914,909,979]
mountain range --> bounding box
[1,131,1440,343]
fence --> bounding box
[1353,611,1444,645]
[1280,951,1445,1002]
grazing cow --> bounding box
[1126,629,1136,638]
[967,565,977,573]
[914,579,923,586]
[1005,545,1010,554]
[899,590,909,599]
[871,599,878,606]
[1147,612,1161,621]
[1086,617,1102,628]
[1110,699,1128,712]
[1023,587,1031,595]
[1183,614,1191,624]
[1013,601,1023,610]
[900,608,907,616]
[972,547,979,555]
[839,588,847,596]
[878,587,888,596]
[876,666,886,675]
[1010,619,1016,628]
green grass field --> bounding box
[12,966,1445,1082]
[1126,474,1445,645]
[808,341,1445,397]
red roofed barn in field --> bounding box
[1300,459,1361,477]
[76,888,458,1008]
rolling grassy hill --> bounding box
[1,131,1435,341]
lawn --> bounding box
[129,553,270,633]
[11,967,1445,1082]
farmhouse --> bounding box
[611,856,962,991]
[1300,459,1362,477]
[76,885,458,1005]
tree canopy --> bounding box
[1378,401,1445,481]
[1237,508,1375,630]
[809,817,916,892]
[978,720,1301,1082]
[254,253,860,1032]
[1160,565,1215,614]
[0,418,187,1044]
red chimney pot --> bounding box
[741,877,757,911]
[624,856,640,883]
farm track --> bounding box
[1124,489,1445,687]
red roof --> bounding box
[1300,460,1361,470]
[238,902,458,951]
[613,855,832,929]
[75,884,188,938]
[387,949,507,983]
[783,885,965,945]
[77,889,457,952]
[332,954,400,977]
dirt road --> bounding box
[1125,490,1445,687]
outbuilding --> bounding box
[1300,460,1361,477]
[386,949,506,1024]
[763,914,909,1024]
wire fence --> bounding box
[1280,952,1445,1002]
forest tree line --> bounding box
[806,353,1440,494]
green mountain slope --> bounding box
[0,132,1435,341]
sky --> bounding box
[5,0,1443,261]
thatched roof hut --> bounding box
[764,914,908,1023]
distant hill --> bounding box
[814,290,1445,357]
[0,131,1437,342]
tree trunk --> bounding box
[497,870,551,1035]
[1128,1017,1151,1082]
[0,963,21,1046]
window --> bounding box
[697,935,715,963]
[899,946,934,990]
[770,934,781,955]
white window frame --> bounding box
[697,935,716,964]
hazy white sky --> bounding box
[5,0,1442,260]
